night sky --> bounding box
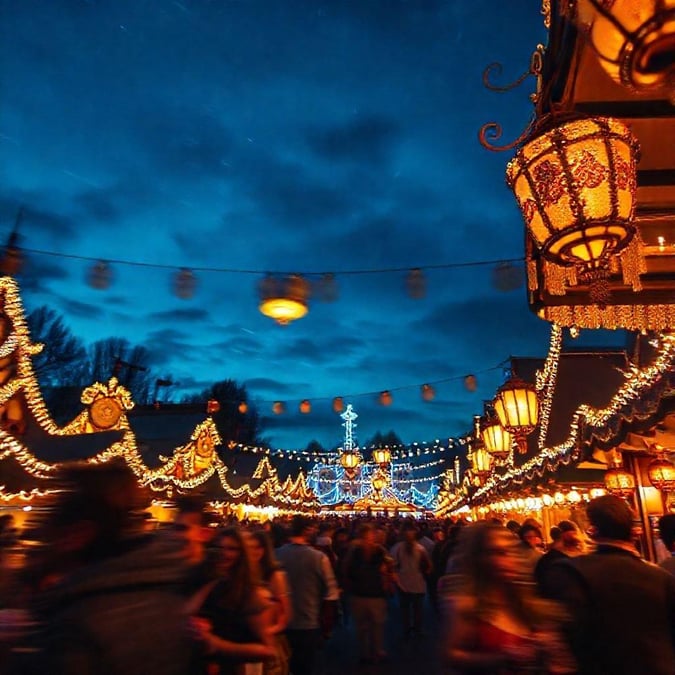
[0,1,627,450]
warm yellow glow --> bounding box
[481,419,512,460]
[471,446,493,477]
[259,298,308,325]
[299,399,311,414]
[493,377,539,454]
[372,475,386,491]
[647,456,675,491]
[372,448,391,465]
[604,465,636,498]
[340,451,360,470]
[579,0,675,93]
[507,117,639,271]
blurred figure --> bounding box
[517,522,544,574]
[443,522,574,674]
[390,521,431,638]
[190,527,275,675]
[24,460,193,675]
[276,516,339,675]
[246,530,292,675]
[658,514,675,575]
[174,496,216,593]
[343,523,394,664]
[534,521,583,591]
[505,520,521,539]
[541,495,675,675]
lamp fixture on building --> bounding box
[258,274,310,325]
[481,415,513,461]
[470,444,494,480]
[604,455,636,498]
[506,115,640,303]
[493,376,539,454]
[372,448,391,466]
[647,449,675,492]
[576,0,675,99]
[340,450,361,479]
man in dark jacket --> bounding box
[540,495,675,675]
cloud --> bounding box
[308,116,399,165]
[57,298,104,320]
[245,378,300,395]
[0,196,77,242]
[148,307,211,322]
[144,328,198,366]
[16,256,70,294]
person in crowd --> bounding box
[442,522,575,674]
[658,513,675,575]
[25,460,194,675]
[505,520,521,539]
[331,526,351,627]
[540,495,675,675]
[517,521,544,574]
[428,526,447,613]
[390,521,431,638]
[174,496,217,593]
[189,526,275,675]
[246,530,292,675]
[275,515,339,675]
[342,523,394,665]
[534,520,583,590]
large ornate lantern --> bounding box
[493,376,539,454]
[470,445,494,479]
[340,450,360,479]
[371,472,387,493]
[372,448,391,466]
[577,0,675,97]
[647,452,675,492]
[258,274,310,325]
[481,416,513,461]
[604,456,636,498]
[507,116,639,300]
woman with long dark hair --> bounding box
[246,530,292,675]
[442,522,574,674]
[190,527,275,675]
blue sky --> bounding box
[0,0,627,449]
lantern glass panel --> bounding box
[494,387,539,431]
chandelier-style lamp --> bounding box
[340,450,361,480]
[506,116,639,303]
[576,0,675,98]
[481,415,513,461]
[647,449,675,492]
[604,455,636,498]
[493,376,539,454]
[372,448,391,466]
[258,274,310,325]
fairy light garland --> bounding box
[536,324,563,449]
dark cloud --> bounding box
[245,378,300,395]
[57,298,104,320]
[147,308,211,322]
[16,256,70,294]
[308,116,399,165]
[144,328,197,366]
[0,197,76,241]
[211,335,263,357]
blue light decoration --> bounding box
[307,403,441,509]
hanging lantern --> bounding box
[470,446,493,479]
[340,450,360,479]
[647,454,675,491]
[238,401,248,415]
[406,268,426,299]
[604,457,636,498]
[206,399,220,414]
[315,273,338,302]
[332,396,344,413]
[576,0,675,97]
[299,399,311,414]
[87,260,113,290]
[174,268,197,299]
[493,376,539,454]
[372,448,391,466]
[272,401,286,415]
[372,473,387,492]
[481,417,513,461]
[491,262,524,292]
[258,274,310,325]
[464,375,478,392]
[379,390,393,406]
[421,384,435,401]
[506,116,639,303]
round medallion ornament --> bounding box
[90,397,122,429]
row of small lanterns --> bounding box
[478,487,608,515]
[604,447,675,499]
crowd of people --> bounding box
[1,459,675,674]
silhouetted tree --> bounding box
[305,439,325,453]
[183,379,265,446]
[364,430,404,450]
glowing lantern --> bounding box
[206,399,220,414]
[272,401,286,415]
[372,448,391,466]
[577,0,675,97]
[567,490,582,504]
[647,454,675,492]
[340,450,360,479]
[481,417,513,461]
[493,376,539,454]
[604,457,635,498]
[372,474,387,492]
[238,401,248,414]
[406,268,426,298]
[421,384,435,401]
[258,274,310,325]
[464,375,477,392]
[87,260,113,290]
[506,117,639,299]
[299,399,311,414]
[332,397,344,413]
[470,446,493,479]
[542,494,554,507]
[174,268,197,299]
[379,391,393,406]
